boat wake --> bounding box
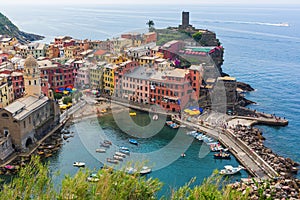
[198,19,289,27]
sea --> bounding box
[1,3,300,195]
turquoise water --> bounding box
[1,3,299,187]
[47,110,248,195]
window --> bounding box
[24,121,26,128]
[2,113,9,118]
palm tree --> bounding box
[146,20,155,32]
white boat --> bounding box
[279,22,289,27]
[87,173,100,182]
[139,166,152,175]
[186,130,197,136]
[219,165,244,175]
[119,146,129,151]
[125,166,152,175]
[107,158,119,164]
[113,155,123,161]
[96,148,106,153]
[115,152,127,158]
[152,114,159,121]
[73,161,85,167]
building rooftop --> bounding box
[189,64,203,71]
[124,66,155,80]
[4,95,49,121]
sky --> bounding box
[2,0,300,5]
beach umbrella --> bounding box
[65,88,72,91]
[58,87,64,91]
[72,88,77,91]
[63,90,69,95]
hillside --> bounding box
[0,12,44,44]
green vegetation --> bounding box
[146,20,155,32]
[54,92,63,100]
[0,12,44,44]
[63,96,72,104]
[156,28,191,46]
[0,156,252,200]
[192,32,203,42]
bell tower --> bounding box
[23,55,42,97]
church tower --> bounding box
[23,55,42,97]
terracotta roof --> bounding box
[94,49,108,56]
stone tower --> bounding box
[182,11,190,28]
[23,55,42,97]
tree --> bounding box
[192,32,203,42]
[146,20,155,32]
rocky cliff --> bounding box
[0,12,44,44]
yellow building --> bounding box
[0,37,18,51]
[103,63,119,95]
[0,77,10,108]
[64,46,79,59]
[105,54,127,64]
[90,62,106,90]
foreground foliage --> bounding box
[0,156,250,200]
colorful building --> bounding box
[149,68,193,112]
[11,71,24,99]
[75,67,90,89]
[0,76,11,108]
[89,61,106,91]
[103,63,119,95]
[46,44,60,59]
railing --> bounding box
[60,100,86,123]
[225,129,278,178]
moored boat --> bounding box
[119,149,130,155]
[129,138,138,145]
[113,155,123,161]
[107,158,119,164]
[115,152,127,158]
[219,165,244,175]
[96,148,106,153]
[152,114,159,121]
[73,161,85,167]
[139,166,152,175]
[129,112,137,116]
[103,140,112,145]
[100,143,110,148]
[214,152,231,159]
[87,173,100,182]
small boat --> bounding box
[115,152,127,158]
[113,155,123,161]
[186,130,197,136]
[87,173,100,182]
[210,143,226,152]
[73,161,85,167]
[96,148,106,153]
[107,158,119,164]
[125,166,152,175]
[139,166,152,175]
[152,114,159,121]
[219,165,244,175]
[100,143,110,148]
[103,140,112,145]
[129,139,138,145]
[129,112,137,116]
[119,149,130,155]
[166,121,173,125]
[181,153,186,157]
[119,146,129,151]
[214,152,231,159]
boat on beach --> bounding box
[73,161,85,167]
[219,165,244,175]
[129,138,138,145]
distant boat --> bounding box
[129,139,138,145]
[100,143,110,148]
[279,22,289,27]
[73,161,85,167]
[129,112,137,116]
[87,173,100,182]
[115,152,127,158]
[113,155,123,161]
[214,152,231,160]
[153,114,159,121]
[125,166,152,175]
[119,146,129,151]
[119,149,130,155]
[96,148,106,153]
[107,158,119,164]
[219,165,244,175]
[103,140,112,145]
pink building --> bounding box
[118,66,154,103]
[149,68,193,112]
[11,71,24,99]
[75,67,90,89]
